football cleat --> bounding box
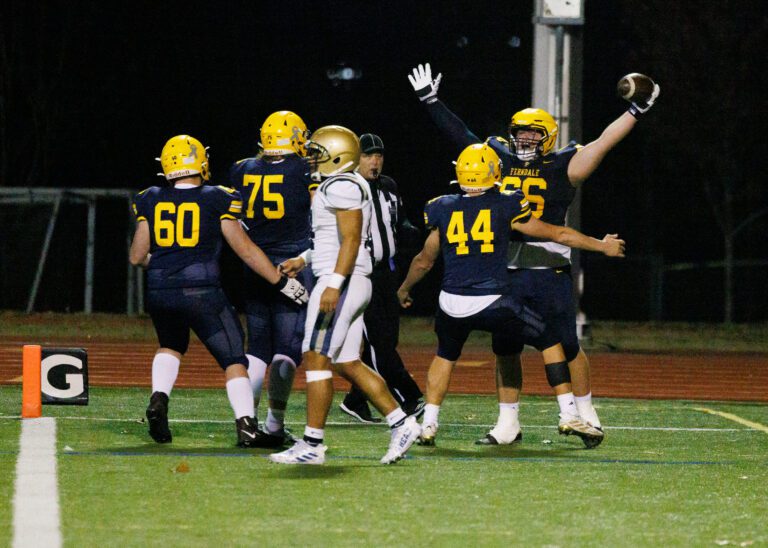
[381,416,421,464]
[259,427,297,448]
[403,399,426,419]
[582,426,605,449]
[475,430,523,446]
[269,440,327,465]
[417,422,438,446]
[558,415,605,448]
[339,401,383,424]
[146,391,172,443]
[235,416,271,448]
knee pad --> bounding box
[545,361,571,387]
[269,354,297,402]
[563,342,580,364]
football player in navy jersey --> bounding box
[397,144,625,447]
[408,62,659,446]
[130,135,307,447]
[228,111,315,446]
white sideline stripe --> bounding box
[0,415,753,432]
[12,418,61,548]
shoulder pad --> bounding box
[425,194,449,206]
[136,186,154,196]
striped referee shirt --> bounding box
[366,174,402,265]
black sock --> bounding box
[303,435,323,446]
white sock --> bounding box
[575,393,601,427]
[423,403,440,426]
[304,426,324,443]
[557,392,578,418]
[385,407,407,428]
[265,408,285,434]
[246,355,268,407]
[226,377,254,420]
[152,353,180,395]
[497,402,520,430]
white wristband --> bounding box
[327,273,346,289]
[299,248,312,265]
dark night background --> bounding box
[1,1,767,321]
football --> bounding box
[616,73,655,102]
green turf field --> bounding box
[2,386,766,546]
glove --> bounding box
[628,83,660,117]
[407,63,442,104]
[275,275,308,305]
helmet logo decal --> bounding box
[183,143,198,165]
[291,126,301,142]
[487,161,495,178]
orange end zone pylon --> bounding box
[22,344,42,418]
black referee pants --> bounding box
[344,264,423,408]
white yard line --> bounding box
[693,407,768,434]
[0,414,755,432]
[12,418,61,548]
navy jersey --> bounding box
[424,189,531,296]
[228,154,313,256]
[423,99,580,268]
[498,143,578,226]
[132,185,243,289]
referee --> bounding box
[339,133,425,422]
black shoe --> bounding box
[146,391,172,443]
[582,427,605,449]
[474,431,523,445]
[257,428,296,448]
[403,399,426,419]
[235,416,274,448]
[339,402,382,424]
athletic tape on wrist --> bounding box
[305,370,333,383]
[327,273,346,290]
[298,248,311,265]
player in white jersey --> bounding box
[270,125,420,465]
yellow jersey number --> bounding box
[445,209,494,255]
[501,176,546,218]
[154,202,200,247]
[243,174,284,219]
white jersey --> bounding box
[310,172,373,277]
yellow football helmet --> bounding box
[157,135,210,181]
[260,111,310,156]
[508,108,558,161]
[306,125,360,180]
[455,143,502,193]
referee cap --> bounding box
[360,133,385,154]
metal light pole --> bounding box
[531,0,589,342]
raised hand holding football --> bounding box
[617,73,656,102]
[618,73,660,117]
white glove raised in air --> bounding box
[408,63,442,104]
[275,275,308,305]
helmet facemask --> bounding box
[509,127,545,162]
[305,126,360,182]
